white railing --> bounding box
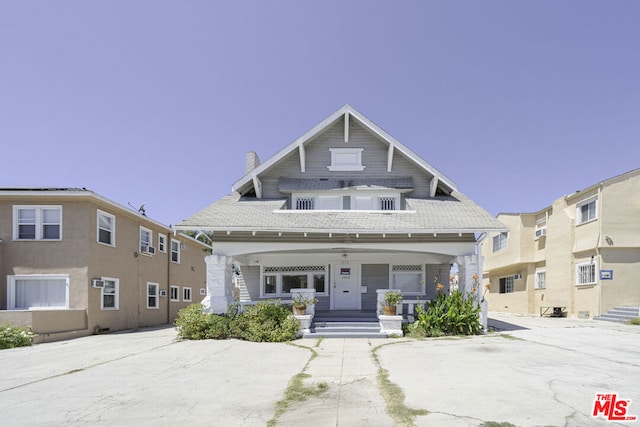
[401,299,429,322]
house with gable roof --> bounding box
[176,105,506,327]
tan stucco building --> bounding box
[480,169,640,320]
[0,188,208,342]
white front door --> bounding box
[331,261,360,310]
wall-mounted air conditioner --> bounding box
[92,279,105,288]
[513,273,522,280]
[140,244,156,255]
[159,290,167,297]
[535,228,547,239]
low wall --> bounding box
[0,309,89,342]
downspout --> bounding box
[596,183,604,317]
[167,229,172,325]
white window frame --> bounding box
[390,265,425,295]
[260,266,328,297]
[97,210,115,246]
[328,148,366,171]
[535,270,546,289]
[140,227,153,254]
[100,277,119,310]
[493,232,508,252]
[7,274,69,310]
[576,261,597,286]
[170,239,181,263]
[158,234,167,253]
[13,205,63,241]
[577,197,597,225]
[183,287,192,302]
[170,285,179,302]
[147,282,159,309]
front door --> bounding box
[331,261,360,310]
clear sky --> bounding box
[2,1,639,226]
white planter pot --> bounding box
[379,315,403,337]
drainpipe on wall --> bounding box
[167,229,172,325]
[596,183,604,317]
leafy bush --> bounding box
[408,290,481,337]
[0,323,37,349]
[175,301,299,342]
[232,300,300,342]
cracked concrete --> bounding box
[0,314,638,426]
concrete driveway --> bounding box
[1,315,639,426]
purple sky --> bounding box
[2,1,639,226]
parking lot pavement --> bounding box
[379,313,640,427]
[0,326,311,426]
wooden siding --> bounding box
[361,264,390,310]
[259,118,436,199]
[240,265,261,301]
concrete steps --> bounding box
[304,321,387,339]
[594,306,639,323]
[303,310,387,338]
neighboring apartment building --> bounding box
[176,105,505,317]
[480,169,640,319]
[0,188,208,342]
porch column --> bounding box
[456,254,488,331]
[202,254,234,314]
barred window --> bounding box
[576,262,596,285]
[535,271,546,289]
[499,276,514,293]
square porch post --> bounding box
[203,254,234,314]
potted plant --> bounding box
[292,294,317,315]
[381,290,402,315]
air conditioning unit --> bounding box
[513,273,522,280]
[92,279,105,288]
[535,228,547,239]
[159,290,167,297]
[140,244,156,255]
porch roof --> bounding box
[176,191,507,235]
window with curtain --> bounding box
[9,276,68,309]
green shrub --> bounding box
[0,323,37,349]
[628,317,640,326]
[409,290,481,337]
[175,301,299,342]
[232,300,299,342]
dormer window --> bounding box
[328,148,365,171]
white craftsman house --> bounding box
[177,105,505,329]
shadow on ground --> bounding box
[488,318,529,332]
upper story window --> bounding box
[328,148,365,171]
[158,234,167,253]
[97,210,115,246]
[13,206,62,240]
[577,197,597,225]
[535,270,546,289]
[492,232,508,252]
[171,239,181,263]
[140,227,155,255]
[535,217,547,239]
[292,193,398,211]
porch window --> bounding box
[261,266,327,297]
[391,265,424,295]
[282,275,307,294]
[8,275,69,309]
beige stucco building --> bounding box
[480,169,640,320]
[0,188,208,342]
